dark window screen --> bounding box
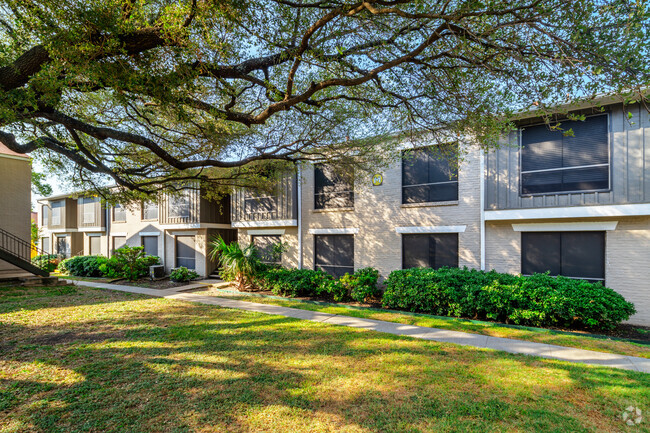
[41,237,50,254]
[112,236,126,253]
[243,191,277,216]
[252,235,282,264]
[314,164,354,209]
[402,144,458,204]
[176,235,196,269]
[402,234,459,269]
[142,236,158,257]
[521,232,605,281]
[314,235,354,278]
[521,115,609,194]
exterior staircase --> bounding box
[0,227,53,283]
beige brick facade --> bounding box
[486,217,650,326]
[0,152,31,272]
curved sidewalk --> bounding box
[71,280,650,374]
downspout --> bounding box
[297,164,303,269]
[479,150,486,271]
[105,206,111,257]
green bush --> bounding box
[255,267,333,297]
[339,267,380,303]
[382,267,635,330]
[57,255,107,277]
[32,254,59,273]
[170,267,199,282]
[98,246,160,280]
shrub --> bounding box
[255,267,333,297]
[382,267,635,330]
[339,267,380,303]
[209,237,261,290]
[32,254,58,273]
[170,267,199,282]
[57,255,107,277]
[98,246,161,280]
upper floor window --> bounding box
[142,201,158,220]
[51,201,63,226]
[80,197,96,224]
[402,144,458,204]
[41,205,49,226]
[113,204,126,222]
[314,164,354,209]
[520,114,609,195]
[169,192,190,218]
[243,190,277,217]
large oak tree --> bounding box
[0,0,648,198]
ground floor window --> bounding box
[314,234,354,278]
[176,235,196,269]
[141,236,158,257]
[252,235,282,265]
[521,231,605,282]
[41,237,49,254]
[402,233,459,269]
[112,236,126,253]
[89,236,101,256]
[55,235,69,258]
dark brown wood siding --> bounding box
[231,172,298,222]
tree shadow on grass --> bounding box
[1,289,649,433]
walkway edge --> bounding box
[69,280,650,374]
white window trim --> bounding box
[395,225,466,234]
[139,232,161,237]
[485,203,650,221]
[308,227,359,235]
[247,229,286,236]
[233,220,297,228]
[111,232,127,237]
[512,221,618,232]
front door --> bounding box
[56,236,69,258]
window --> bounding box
[142,202,158,220]
[113,204,126,222]
[252,235,282,265]
[89,236,101,255]
[402,144,458,204]
[55,235,69,258]
[41,205,49,226]
[41,237,50,254]
[314,164,354,209]
[142,236,158,257]
[176,236,196,269]
[80,197,96,224]
[402,233,459,269]
[521,114,609,195]
[243,190,277,217]
[112,236,126,253]
[169,193,191,218]
[314,234,354,278]
[521,232,605,282]
[51,201,63,226]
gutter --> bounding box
[297,165,303,269]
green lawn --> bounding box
[193,287,650,360]
[1,286,649,433]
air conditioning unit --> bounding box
[149,265,166,280]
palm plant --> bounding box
[208,236,261,291]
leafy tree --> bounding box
[30,219,39,245]
[0,0,648,198]
[31,170,52,197]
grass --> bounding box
[1,285,649,433]
[192,287,650,360]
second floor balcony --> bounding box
[231,172,298,226]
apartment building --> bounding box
[37,99,650,325]
[38,188,236,277]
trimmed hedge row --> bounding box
[56,247,161,281]
[253,266,380,303]
[382,267,635,330]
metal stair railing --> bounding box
[0,227,49,274]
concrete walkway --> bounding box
[70,280,650,374]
